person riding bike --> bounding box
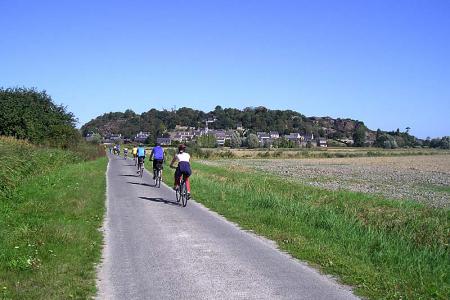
[149,142,165,180]
[132,145,138,160]
[123,147,129,159]
[137,144,146,172]
[170,144,191,199]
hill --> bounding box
[81,106,376,142]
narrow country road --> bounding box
[96,155,358,300]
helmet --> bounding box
[178,144,186,152]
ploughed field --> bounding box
[201,154,450,209]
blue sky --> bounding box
[1,0,449,138]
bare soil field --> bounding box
[206,147,450,159]
[200,155,450,208]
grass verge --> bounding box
[189,162,449,299]
[0,157,107,299]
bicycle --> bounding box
[175,174,188,207]
[154,167,162,188]
[151,159,164,188]
[137,157,144,178]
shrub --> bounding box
[0,87,80,148]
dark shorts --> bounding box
[153,159,164,170]
[175,161,192,178]
[138,156,145,164]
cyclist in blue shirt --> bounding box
[137,144,146,170]
[149,142,165,180]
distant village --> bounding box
[86,121,357,148]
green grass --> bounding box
[188,162,449,299]
[426,185,450,195]
[0,157,107,299]
[0,137,82,197]
[0,136,105,198]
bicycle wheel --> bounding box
[140,165,143,178]
[181,181,188,207]
[175,185,181,203]
[157,170,161,188]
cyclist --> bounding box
[137,143,146,172]
[132,145,138,163]
[149,142,165,180]
[170,144,191,199]
[123,147,128,159]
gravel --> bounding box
[199,155,450,209]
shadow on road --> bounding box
[139,196,179,206]
[127,181,154,187]
[119,174,139,177]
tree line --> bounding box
[81,105,362,143]
[0,87,80,148]
[81,105,450,149]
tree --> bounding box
[352,124,366,147]
[89,133,102,144]
[0,87,80,148]
[230,132,242,148]
[197,134,217,148]
[247,133,260,149]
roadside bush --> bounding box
[0,87,80,148]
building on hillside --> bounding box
[303,133,314,142]
[317,138,328,147]
[156,137,172,146]
[285,133,302,142]
[340,138,354,145]
[170,131,195,143]
[134,131,150,143]
[175,125,194,131]
[257,132,271,145]
[269,131,280,139]
[301,133,315,147]
[109,133,122,142]
[207,129,232,146]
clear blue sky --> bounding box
[1,0,449,138]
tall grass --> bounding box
[0,136,104,197]
[189,162,449,299]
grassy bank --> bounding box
[0,157,107,299]
[0,136,104,197]
[189,162,449,299]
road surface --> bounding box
[96,155,358,299]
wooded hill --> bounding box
[82,106,442,148]
[81,106,370,140]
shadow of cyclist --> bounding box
[138,196,180,206]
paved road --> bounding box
[96,155,358,300]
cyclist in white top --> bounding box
[170,144,192,198]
